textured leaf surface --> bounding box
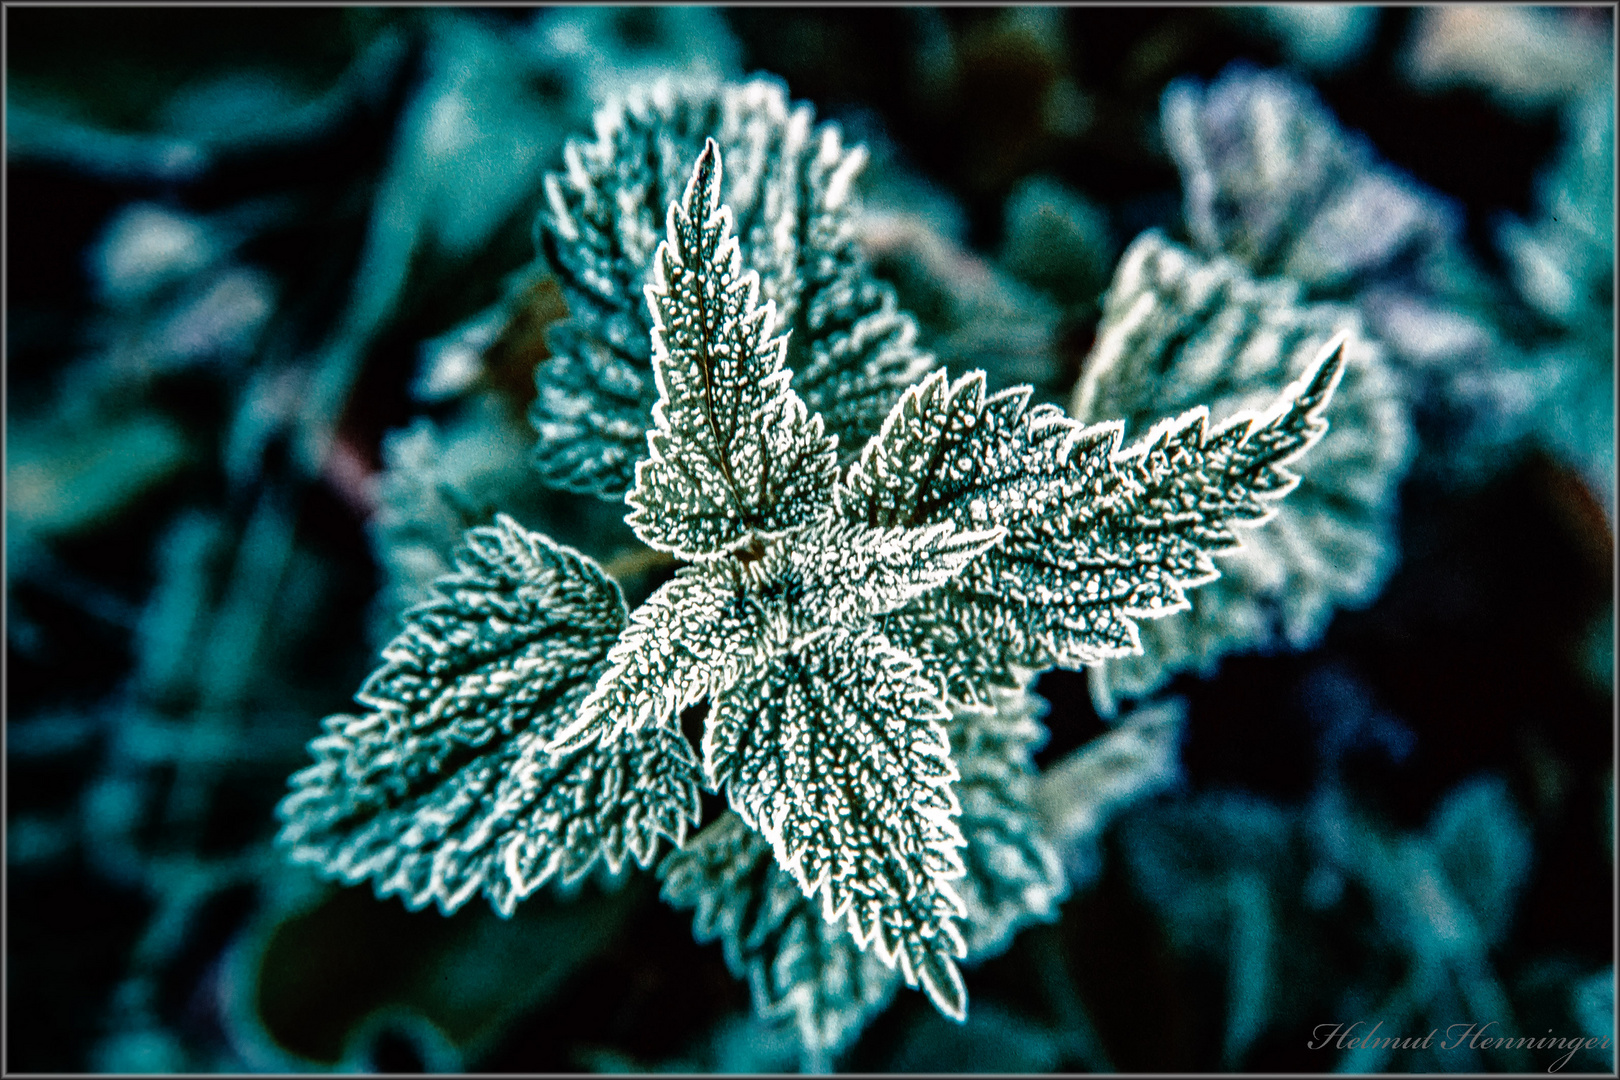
[948,689,1068,959]
[704,629,968,1019]
[1071,232,1410,711]
[366,395,635,647]
[756,514,1005,630]
[554,512,1001,752]
[626,139,838,558]
[549,562,764,753]
[850,329,1347,706]
[660,690,1080,1062]
[531,77,931,497]
[277,515,701,915]
[660,813,899,1067]
[1157,63,1545,492]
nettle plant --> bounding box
[279,78,1346,1054]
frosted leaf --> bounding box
[792,127,937,449]
[660,813,899,1067]
[757,514,1006,630]
[879,586,1038,707]
[276,515,701,915]
[854,332,1347,706]
[1161,63,1461,292]
[1072,232,1411,710]
[531,77,932,496]
[663,688,1072,1060]
[660,690,1084,1060]
[367,394,616,644]
[549,562,766,753]
[626,139,840,559]
[532,106,1347,1025]
[947,688,1068,960]
[844,366,1067,537]
[552,511,998,753]
[704,628,969,1020]
[1157,63,1542,490]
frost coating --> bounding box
[852,327,1350,708]
[1161,64,1460,291]
[551,512,1003,754]
[661,686,1071,1065]
[276,515,701,915]
[627,138,840,559]
[288,140,1347,1034]
[660,812,899,1067]
[532,77,933,496]
[706,629,970,1020]
[1157,62,1565,494]
[948,688,1068,959]
[1072,232,1410,712]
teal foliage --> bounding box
[283,134,1344,1034]
[277,515,700,916]
[8,9,1611,1076]
[1072,232,1411,710]
[530,77,932,497]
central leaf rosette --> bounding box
[280,98,1347,1034]
[549,140,1003,1014]
[547,139,1347,1020]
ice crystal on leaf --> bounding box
[531,77,932,497]
[946,688,1068,960]
[1161,64,1460,293]
[1071,232,1410,712]
[625,139,841,559]
[851,314,1350,711]
[284,134,1345,1033]
[1156,63,1574,494]
[276,515,700,916]
[661,687,1066,1067]
[707,628,971,1018]
[660,811,899,1068]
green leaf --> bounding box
[553,511,1001,754]
[855,334,1346,706]
[660,812,899,1067]
[277,515,701,915]
[703,627,969,1020]
[756,513,1006,629]
[626,138,840,559]
[1071,232,1409,712]
[791,128,935,456]
[948,689,1068,959]
[532,77,931,498]
[548,561,764,754]
[661,691,1069,1061]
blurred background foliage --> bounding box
[6,5,1613,1073]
